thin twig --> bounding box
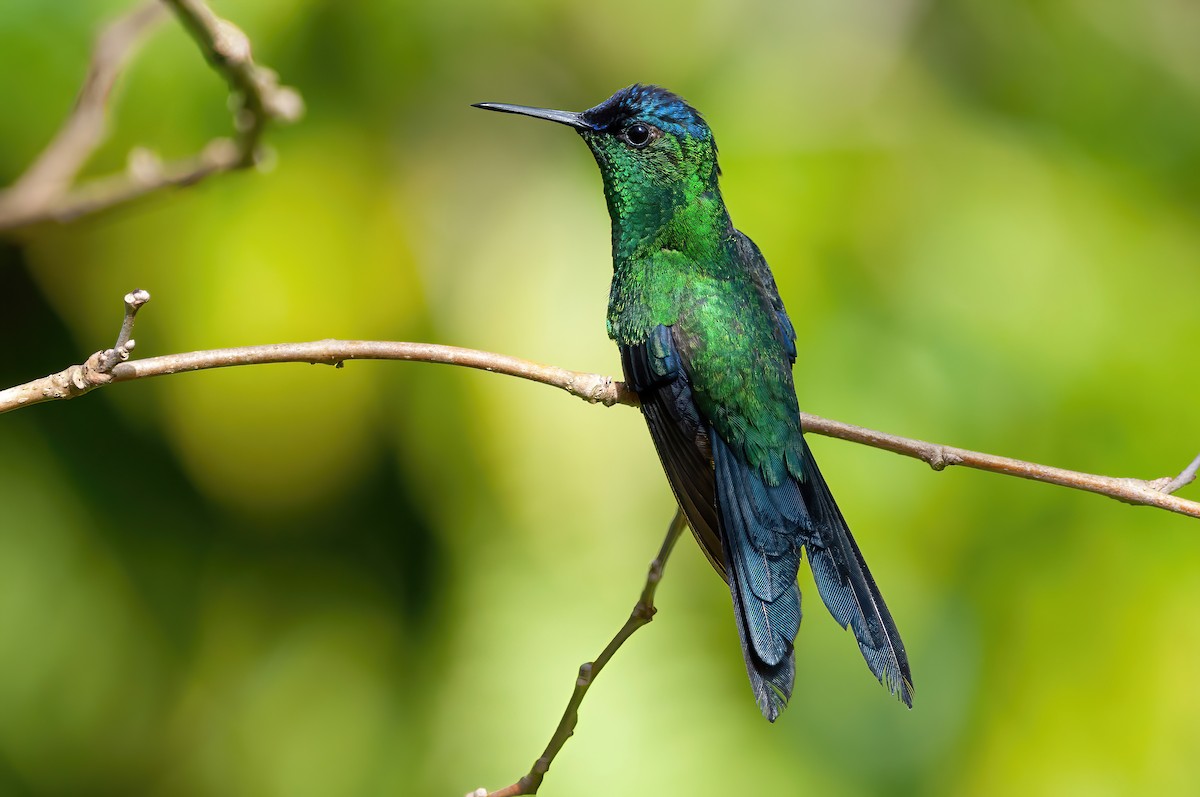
[467,510,688,797]
[97,289,151,371]
[0,0,302,233]
[1151,452,1200,495]
[8,140,245,227]
[0,292,1196,520]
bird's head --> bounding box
[475,84,720,201]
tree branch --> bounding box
[0,0,302,233]
[467,510,688,797]
[1,290,1196,520]
[2,293,1196,795]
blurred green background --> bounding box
[2,1,1199,795]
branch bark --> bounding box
[0,0,302,233]
[1,290,1197,519]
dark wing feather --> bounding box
[621,326,723,575]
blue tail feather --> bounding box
[713,435,803,720]
[713,432,914,718]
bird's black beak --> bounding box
[472,102,592,131]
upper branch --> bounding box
[0,0,302,234]
[0,1,165,221]
[0,290,1195,521]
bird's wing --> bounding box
[623,324,802,720]
[621,325,723,575]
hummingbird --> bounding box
[474,85,912,719]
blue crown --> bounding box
[582,84,712,140]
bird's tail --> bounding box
[713,434,913,719]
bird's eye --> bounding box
[624,123,653,148]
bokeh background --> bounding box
[2,1,1199,795]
